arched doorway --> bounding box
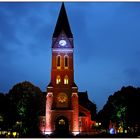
[55,116,69,134]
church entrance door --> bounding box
[55,116,69,134]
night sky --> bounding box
[0,2,140,111]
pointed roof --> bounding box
[47,82,53,87]
[53,3,73,38]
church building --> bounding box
[40,3,95,136]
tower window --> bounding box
[57,55,61,68]
[64,75,69,84]
[64,55,68,68]
[56,75,61,84]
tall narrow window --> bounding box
[64,75,69,84]
[64,55,68,68]
[56,75,61,84]
[57,55,61,68]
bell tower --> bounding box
[50,2,75,109]
[45,3,79,135]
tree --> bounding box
[0,93,13,130]
[8,81,45,137]
[97,86,140,133]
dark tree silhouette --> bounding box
[7,81,45,137]
[0,93,10,130]
[97,86,140,134]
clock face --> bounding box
[59,39,67,46]
[57,93,68,103]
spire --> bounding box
[53,3,73,38]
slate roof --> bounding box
[53,3,73,38]
[78,91,95,111]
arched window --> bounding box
[56,75,61,84]
[64,75,69,84]
[56,55,61,68]
[59,119,65,125]
[64,55,68,68]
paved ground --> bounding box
[46,132,140,138]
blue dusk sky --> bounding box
[0,2,140,111]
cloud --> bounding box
[1,2,140,110]
[0,2,60,57]
[0,8,21,55]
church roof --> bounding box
[78,91,88,101]
[53,3,73,38]
[78,91,95,110]
[72,82,77,87]
[47,82,53,87]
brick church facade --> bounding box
[40,3,95,135]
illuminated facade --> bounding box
[40,3,95,135]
